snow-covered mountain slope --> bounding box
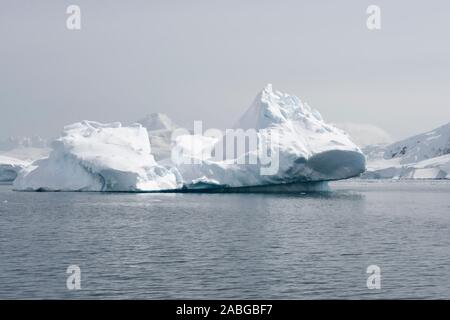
[14,85,366,192]
[137,113,178,161]
[0,135,51,182]
[382,123,450,164]
[138,113,177,132]
[0,147,50,162]
[0,136,47,151]
[363,154,450,179]
[13,121,179,191]
[0,155,29,182]
[334,122,393,147]
[362,123,450,179]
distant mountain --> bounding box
[137,113,177,132]
[0,136,48,151]
[334,122,393,147]
[136,113,178,161]
[362,123,450,179]
[380,123,450,163]
[0,136,50,181]
[0,155,29,182]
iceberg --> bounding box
[13,121,179,191]
[362,123,450,179]
[173,84,366,189]
[14,85,366,192]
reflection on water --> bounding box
[0,180,449,299]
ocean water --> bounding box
[0,180,449,299]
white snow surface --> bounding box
[14,85,366,191]
[362,123,450,179]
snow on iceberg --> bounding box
[13,85,366,192]
[13,121,179,191]
[171,84,366,189]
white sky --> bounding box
[1,0,449,140]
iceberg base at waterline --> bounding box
[176,181,331,193]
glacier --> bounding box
[13,85,366,192]
[0,136,50,183]
[362,123,450,179]
[0,155,29,182]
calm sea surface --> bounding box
[0,180,449,299]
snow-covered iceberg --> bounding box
[14,85,366,192]
[172,84,366,189]
[13,121,179,191]
[363,123,450,179]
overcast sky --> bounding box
[1,0,450,141]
